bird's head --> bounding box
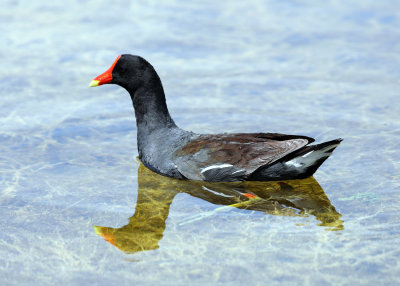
[89,54,154,92]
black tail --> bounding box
[249,139,343,181]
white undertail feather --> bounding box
[285,143,340,169]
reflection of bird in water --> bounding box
[94,164,343,254]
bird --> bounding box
[89,54,342,182]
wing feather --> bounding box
[173,133,312,181]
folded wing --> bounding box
[173,133,313,181]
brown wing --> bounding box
[173,133,313,181]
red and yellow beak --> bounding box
[89,55,121,87]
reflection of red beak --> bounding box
[93,226,116,247]
[89,55,121,87]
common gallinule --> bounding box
[90,55,342,182]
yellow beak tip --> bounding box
[89,80,100,87]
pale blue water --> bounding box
[1,1,400,285]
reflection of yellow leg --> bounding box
[240,177,343,230]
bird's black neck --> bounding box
[130,83,177,132]
[128,78,178,158]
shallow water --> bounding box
[1,1,400,285]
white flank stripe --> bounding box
[201,164,233,173]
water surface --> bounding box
[1,1,400,285]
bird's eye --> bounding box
[120,68,127,73]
